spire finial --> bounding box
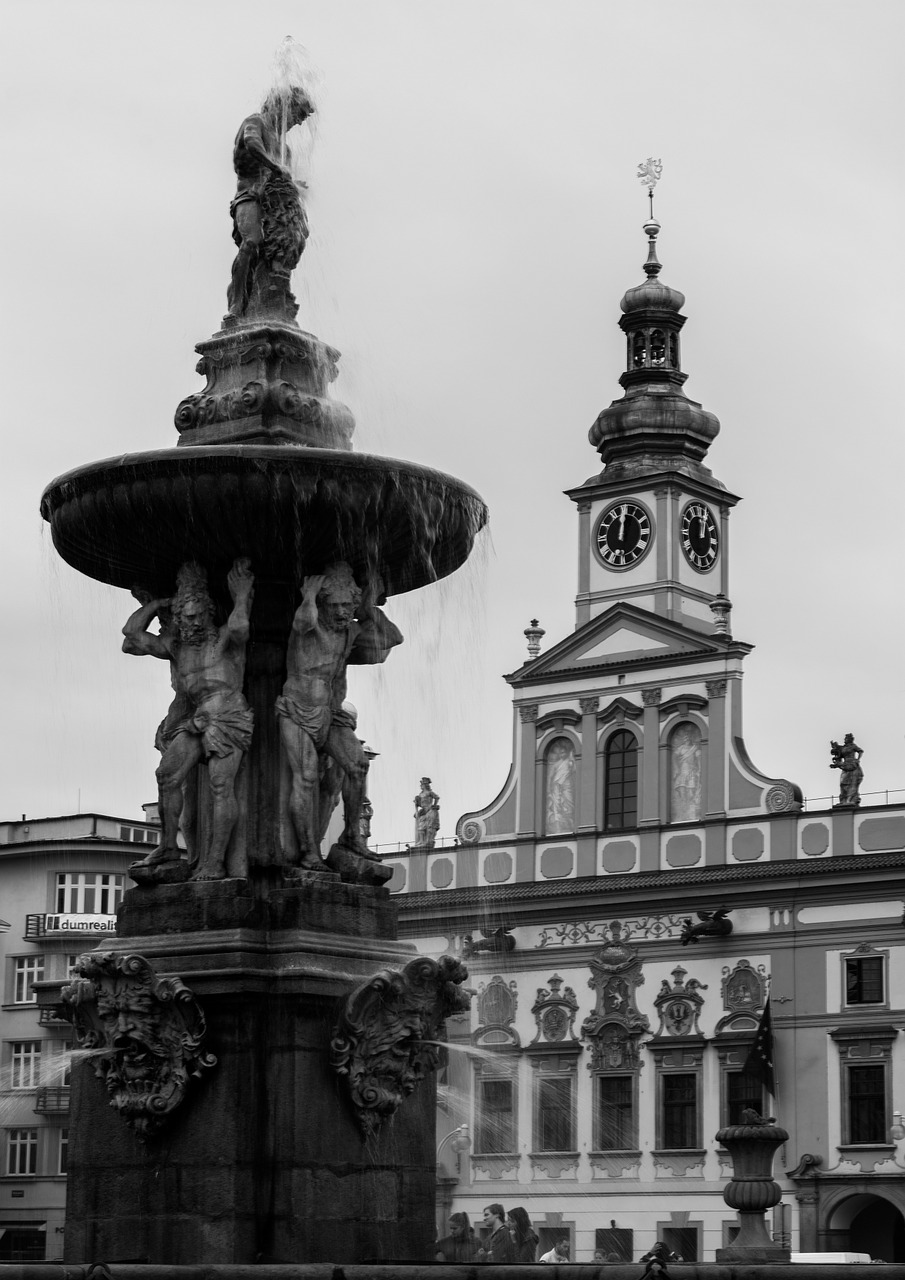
[637,158,663,278]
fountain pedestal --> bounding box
[715,1119,791,1263]
[53,880,437,1265]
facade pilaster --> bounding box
[517,703,539,835]
[640,687,662,824]
[578,696,599,831]
[705,678,727,816]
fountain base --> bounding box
[47,881,436,1265]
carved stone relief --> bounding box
[61,952,217,1139]
[721,959,767,1014]
[531,974,579,1045]
[536,915,686,949]
[330,954,471,1138]
[582,927,649,1071]
[653,965,708,1037]
[474,974,520,1048]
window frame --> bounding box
[594,1071,637,1151]
[474,1071,517,1156]
[10,1041,42,1090]
[830,1023,896,1150]
[55,872,125,915]
[534,1073,575,1154]
[12,956,45,1005]
[6,1128,38,1176]
[604,729,639,831]
[843,950,887,1009]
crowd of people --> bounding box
[434,1205,564,1264]
[434,1209,685,1265]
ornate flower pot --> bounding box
[715,1117,791,1262]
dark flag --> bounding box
[744,998,776,1096]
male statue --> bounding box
[227,86,314,321]
[276,563,402,870]
[831,732,864,807]
[122,559,255,880]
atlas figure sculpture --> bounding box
[122,559,254,880]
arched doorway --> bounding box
[828,1193,905,1262]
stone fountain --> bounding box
[39,53,482,1266]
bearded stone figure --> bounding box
[122,559,254,882]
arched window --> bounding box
[632,332,646,369]
[670,722,703,822]
[669,333,679,368]
[650,329,666,367]
[605,731,638,830]
[545,737,576,835]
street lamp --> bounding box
[437,1123,471,1178]
[890,1111,905,1142]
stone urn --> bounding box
[715,1116,791,1262]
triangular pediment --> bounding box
[507,604,732,685]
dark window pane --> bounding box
[849,1064,885,1143]
[663,1227,698,1263]
[727,1069,763,1125]
[597,1075,634,1149]
[538,1077,573,1151]
[663,1073,697,1149]
[846,957,884,1004]
[606,732,638,830]
[476,1079,514,1153]
[596,1228,633,1262]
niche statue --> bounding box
[276,563,402,878]
[122,559,254,882]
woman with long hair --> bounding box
[435,1211,479,1263]
[507,1207,539,1263]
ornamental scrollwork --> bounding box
[60,951,217,1139]
[330,954,471,1139]
[536,915,686,949]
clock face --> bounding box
[597,501,652,568]
[681,502,719,570]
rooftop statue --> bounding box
[414,776,441,849]
[831,733,863,807]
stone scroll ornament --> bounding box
[330,955,471,1139]
[60,952,217,1139]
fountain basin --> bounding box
[40,444,487,597]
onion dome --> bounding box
[589,219,721,484]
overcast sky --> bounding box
[2,1,903,844]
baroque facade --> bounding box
[0,813,152,1260]
[392,218,905,1262]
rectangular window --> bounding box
[13,956,45,1004]
[475,1078,515,1154]
[11,1042,41,1089]
[662,1073,697,1149]
[726,1068,763,1126]
[848,1063,886,1143]
[846,957,884,1005]
[58,1128,68,1175]
[56,873,124,914]
[597,1074,634,1149]
[7,1129,37,1175]
[662,1226,698,1263]
[595,1228,633,1262]
[537,1076,574,1152]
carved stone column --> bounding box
[705,678,728,816]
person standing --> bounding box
[435,1212,479,1263]
[477,1204,517,1264]
[540,1237,571,1263]
[507,1207,539,1263]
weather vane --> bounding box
[637,157,663,218]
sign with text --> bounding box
[42,913,118,935]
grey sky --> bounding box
[2,1,903,842]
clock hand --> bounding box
[618,508,627,542]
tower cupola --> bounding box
[589,179,721,485]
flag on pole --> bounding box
[743,998,776,1097]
